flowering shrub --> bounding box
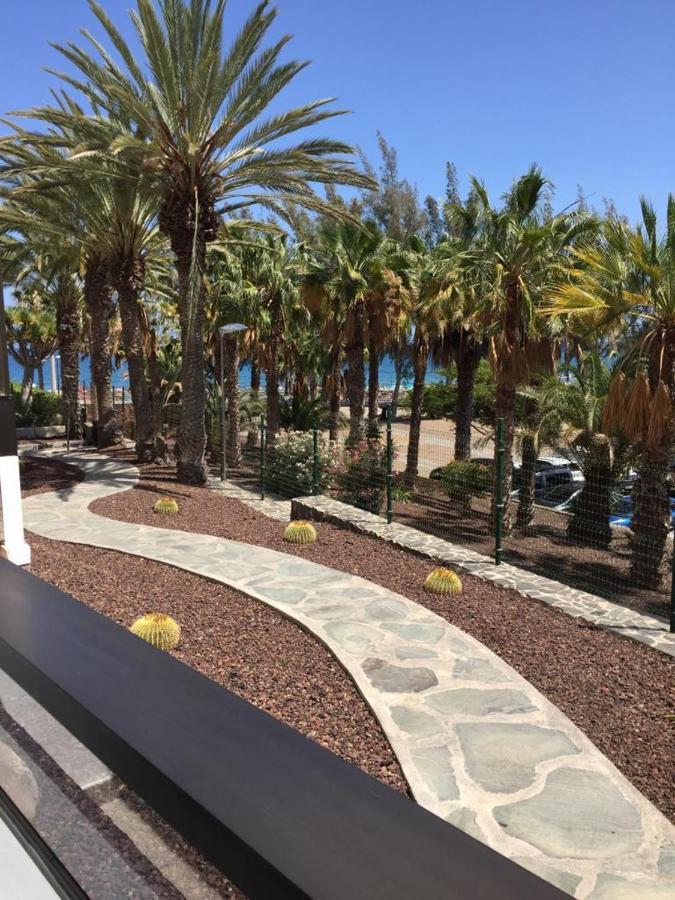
[334,438,389,514]
[265,431,338,498]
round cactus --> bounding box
[130,613,181,650]
[283,520,317,545]
[154,497,179,515]
[424,567,463,596]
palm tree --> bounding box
[1,235,84,435]
[469,167,595,532]
[516,353,626,544]
[5,300,57,403]
[545,201,675,587]
[37,0,371,481]
[397,237,450,479]
[300,221,385,445]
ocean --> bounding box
[9,354,446,393]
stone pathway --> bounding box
[293,495,675,659]
[20,452,675,899]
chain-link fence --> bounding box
[209,406,673,628]
[105,392,673,629]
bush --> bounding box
[334,438,388,514]
[265,431,337,498]
[12,388,62,427]
[435,460,492,511]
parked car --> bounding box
[609,495,675,529]
[536,483,584,512]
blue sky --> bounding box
[1,0,674,222]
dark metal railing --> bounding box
[0,559,566,899]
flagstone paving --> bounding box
[20,451,675,899]
[292,495,675,659]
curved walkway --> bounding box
[22,452,675,900]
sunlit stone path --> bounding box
[21,451,675,899]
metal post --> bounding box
[495,417,505,566]
[260,415,266,500]
[121,386,125,437]
[670,537,675,633]
[312,417,319,496]
[0,278,10,396]
[386,404,393,525]
[220,333,226,482]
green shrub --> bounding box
[334,439,388,514]
[265,431,337,498]
[435,460,492,510]
[12,388,62,427]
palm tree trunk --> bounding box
[116,258,156,461]
[84,259,120,448]
[56,295,81,439]
[20,365,33,405]
[630,343,675,588]
[37,365,44,390]
[224,333,242,468]
[516,432,537,528]
[390,346,406,420]
[367,330,380,429]
[173,252,208,482]
[630,453,670,588]
[345,299,366,446]
[455,340,479,460]
[405,334,427,479]
[567,435,612,548]
[329,351,341,442]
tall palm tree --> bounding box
[37,0,371,481]
[1,125,175,457]
[545,201,675,587]
[396,237,450,479]
[470,167,595,532]
[300,220,384,445]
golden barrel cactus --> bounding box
[154,497,180,515]
[424,567,463,596]
[283,520,317,545]
[130,613,181,650]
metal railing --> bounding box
[0,558,564,899]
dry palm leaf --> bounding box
[602,371,626,433]
[646,380,673,449]
[624,370,652,442]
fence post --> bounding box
[494,417,505,565]
[385,404,393,525]
[260,415,266,500]
[670,537,675,633]
[312,417,320,496]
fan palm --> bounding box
[544,200,675,587]
[299,220,385,445]
[470,166,596,532]
[33,0,371,481]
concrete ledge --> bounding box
[16,426,65,440]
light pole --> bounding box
[218,323,247,481]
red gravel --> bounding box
[20,455,83,497]
[87,457,675,825]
